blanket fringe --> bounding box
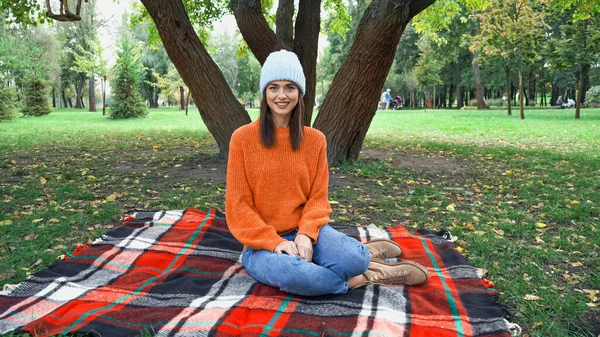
[434,228,458,242]
[505,319,522,336]
[0,284,17,296]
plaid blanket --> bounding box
[0,207,513,337]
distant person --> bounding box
[556,95,564,108]
[567,98,576,108]
[384,89,392,109]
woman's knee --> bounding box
[337,236,370,275]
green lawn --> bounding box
[1,107,599,337]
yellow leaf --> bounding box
[464,222,475,231]
[570,200,580,205]
[494,229,505,236]
[446,204,456,212]
[524,294,541,301]
[535,222,547,228]
[49,218,60,223]
[32,259,43,266]
[40,177,47,185]
[535,236,545,244]
[329,200,339,205]
[586,303,598,308]
[105,194,117,202]
[571,262,583,267]
[32,218,43,223]
[0,219,13,226]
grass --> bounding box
[1,107,599,337]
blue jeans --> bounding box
[241,225,370,296]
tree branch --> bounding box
[276,0,294,48]
[231,0,286,64]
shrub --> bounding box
[585,85,600,108]
[0,87,17,121]
[110,40,147,119]
[21,77,51,117]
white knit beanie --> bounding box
[259,50,306,95]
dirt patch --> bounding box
[111,147,473,187]
[359,148,469,173]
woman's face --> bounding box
[265,80,299,123]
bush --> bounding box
[585,85,600,108]
[486,98,504,107]
[0,87,17,121]
[110,40,147,119]
[21,78,51,117]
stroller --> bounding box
[390,96,403,110]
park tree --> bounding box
[545,2,600,119]
[413,35,444,108]
[70,40,111,115]
[109,40,147,119]
[470,0,547,119]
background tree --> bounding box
[471,0,547,119]
[110,40,147,119]
[70,40,111,115]
[413,35,444,108]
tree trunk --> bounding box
[142,0,251,158]
[575,64,590,119]
[52,88,56,108]
[179,86,185,110]
[231,0,287,63]
[518,45,525,119]
[276,0,294,48]
[505,66,512,116]
[293,0,321,125]
[75,76,84,109]
[455,60,463,109]
[89,76,96,111]
[185,89,191,116]
[313,0,435,165]
[472,51,488,109]
[101,76,106,116]
[61,89,68,108]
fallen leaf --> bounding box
[535,222,547,228]
[464,222,475,231]
[570,200,580,205]
[32,218,43,223]
[105,194,117,202]
[524,294,541,301]
[446,204,456,212]
[32,259,43,266]
[0,219,12,226]
[329,200,339,205]
[571,262,583,267]
[24,232,38,241]
[40,177,47,185]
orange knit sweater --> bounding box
[225,119,332,252]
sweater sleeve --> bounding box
[297,138,332,243]
[225,132,286,252]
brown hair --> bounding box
[259,91,305,151]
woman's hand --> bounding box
[274,241,299,256]
[294,234,313,262]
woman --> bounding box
[225,50,428,296]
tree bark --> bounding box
[61,89,68,108]
[313,0,434,165]
[455,60,462,109]
[101,76,106,116]
[142,0,251,157]
[518,45,524,119]
[575,64,590,119]
[179,85,185,110]
[293,0,321,125]
[472,52,489,110]
[505,66,512,116]
[52,88,56,108]
[231,0,287,64]
[89,76,96,112]
[75,75,84,109]
[276,0,294,48]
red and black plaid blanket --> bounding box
[0,207,514,337]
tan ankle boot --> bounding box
[352,260,429,289]
[364,239,402,261]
